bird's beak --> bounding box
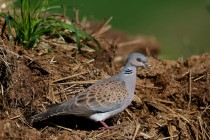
[144,63,151,69]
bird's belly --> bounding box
[89,105,126,121]
[90,112,113,121]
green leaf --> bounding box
[0,0,101,51]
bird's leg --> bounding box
[99,120,119,131]
[100,120,109,128]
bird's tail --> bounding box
[32,111,51,122]
[32,104,64,122]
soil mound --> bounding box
[0,45,209,139]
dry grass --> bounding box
[0,40,209,139]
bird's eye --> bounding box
[136,58,142,62]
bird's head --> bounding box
[126,53,150,68]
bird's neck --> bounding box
[121,64,137,92]
[122,64,136,76]
[120,64,137,108]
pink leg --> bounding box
[100,120,109,128]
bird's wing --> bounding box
[74,79,128,113]
[33,79,128,121]
[57,79,128,115]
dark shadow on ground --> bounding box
[32,115,113,131]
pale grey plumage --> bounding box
[32,53,149,127]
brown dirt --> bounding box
[0,11,209,140]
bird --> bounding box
[32,53,150,128]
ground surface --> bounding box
[0,10,209,140]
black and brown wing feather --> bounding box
[32,79,128,122]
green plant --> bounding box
[0,0,101,51]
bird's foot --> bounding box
[99,120,119,130]
[100,120,109,128]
